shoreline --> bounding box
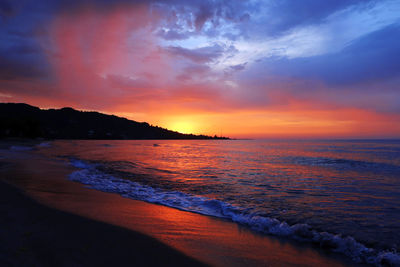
[0,179,206,267]
[0,147,359,266]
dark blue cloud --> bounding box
[230,63,247,71]
[1,0,398,104]
[153,0,252,40]
[0,0,248,81]
[252,0,376,36]
[0,0,14,18]
[165,44,230,64]
[150,0,381,42]
[157,29,192,40]
[255,23,400,86]
[0,38,50,80]
[0,0,56,80]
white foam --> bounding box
[69,158,400,266]
[70,159,95,169]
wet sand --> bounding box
[0,147,360,266]
[0,180,207,267]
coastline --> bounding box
[0,146,359,267]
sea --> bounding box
[31,139,400,266]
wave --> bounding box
[98,143,113,147]
[68,158,400,266]
[286,156,400,173]
[10,142,51,151]
[10,145,34,151]
[37,142,51,148]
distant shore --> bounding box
[0,103,230,140]
[0,143,356,267]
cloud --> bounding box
[156,29,192,40]
[0,56,47,81]
[241,0,378,37]
[256,23,400,86]
[229,63,247,71]
[0,0,14,18]
[1,0,399,137]
[165,44,226,64]
[176,65,211,82]
[105,74,152,89]
[0,39,50,80]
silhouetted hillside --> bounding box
[0,103,229,140]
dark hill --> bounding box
[0,103,229,140]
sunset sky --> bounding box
[1,0,400,138]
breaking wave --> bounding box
[68,158,400,266]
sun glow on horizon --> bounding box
[167,121,198,135]
[2,1,399,139]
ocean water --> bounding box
[37,139,400,266]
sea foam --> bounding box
[69,158,400,266]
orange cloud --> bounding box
[2,5,398,139]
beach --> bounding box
[0,142,359,267]
[2,1,399,265]
[0,180,207,267]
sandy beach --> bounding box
[2,0,399,265]
[0,180,208,267]
[0,145,360,267]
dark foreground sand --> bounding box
[0,146,360,267]
[0,180,207,267]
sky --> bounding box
[1,0,400,138]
